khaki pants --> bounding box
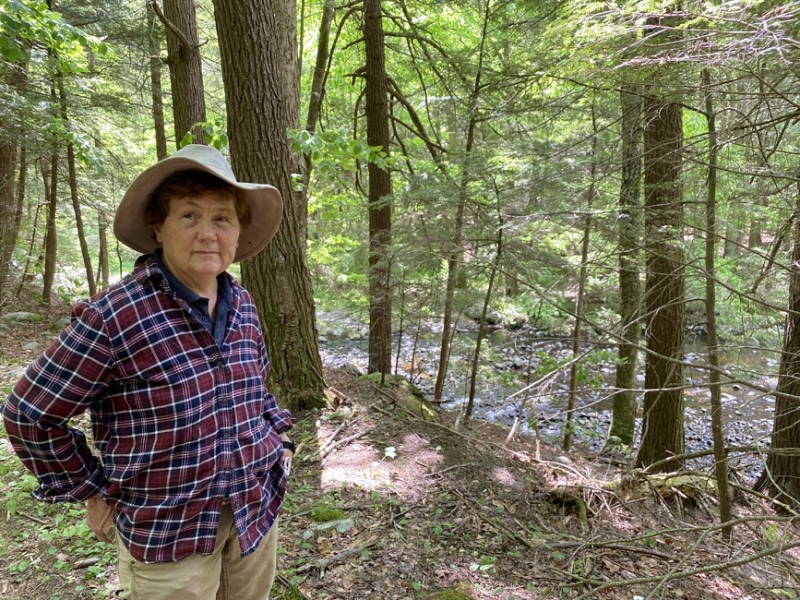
[116,506,279,600]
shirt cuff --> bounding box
[32,460,108,504]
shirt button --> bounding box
[215,360,224,368]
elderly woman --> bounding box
[2,144,294,600]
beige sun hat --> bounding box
[113,144,283,262]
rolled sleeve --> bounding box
[263,393,292,434]
[2,304,113,503]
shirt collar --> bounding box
[151,249,233,308]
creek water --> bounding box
[317,312,778,480]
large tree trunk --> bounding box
[635,96,685,471]
[213,0,325,411]
[608,85,643,448]
[364,0,393,375]
[755,176,800,505]
[147,1,168,160]
[0,56,28,297]
[160,0,206,146]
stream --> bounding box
[317,311,778,481]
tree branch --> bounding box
[149,1,194,52]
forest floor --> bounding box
[0,297,799,600]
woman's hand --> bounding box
[280,433,295,475]
[86,494,115,543]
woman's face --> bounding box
[153,193,240,291]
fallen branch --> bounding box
[295,535,381,575]
[320,431,368,459]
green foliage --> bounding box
[308,504,348,523]
[0,0,110,68]
[288,129,394,178]
[182,117,229,150]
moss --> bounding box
[431,584,474,600]
[308,504,348,522]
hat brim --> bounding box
[113,153,283,262]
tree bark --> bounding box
[96,212,109,290]
[42,135,58,305]
[147,1,168,159]
[0,56,28,297]
[364,0,393,375]
[755,173,800,505]
[302,0,335,188]
[213,0,325,411]
[608,85,643,448]
[635,96,685,471]
[702,68,732,537]
[565,103,598,452]
[58,72,96,296]
[160,0,206,146]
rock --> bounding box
[344,362,365,377]
[50,317,72,331]
[507,314,528,330]
[465,304,502,325]
[1,311,43,323]
[21,342,39,351]
[302,518,355,540]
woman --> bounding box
[2,144,294,600]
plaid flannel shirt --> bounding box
[1,255,292,563]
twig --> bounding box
[17,511,49,525]
[320,414,364,454]
[320,431,368,459]
[274,572,308,599]
[295,535,381,574]
[328,386,349,403]
[424,462,477,477]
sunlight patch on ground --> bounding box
[490,466,519,488]
[319,428,443,494]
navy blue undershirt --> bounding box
[153,249,232,348]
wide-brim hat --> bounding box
[113,144,283,262]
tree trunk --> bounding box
[147,1,168,160]
[96,212,109,290]
[42,137,58,305]
[465,222,502,425]
[703,68,732,537]
[161,0,206,146]
[213,0,325,411]
[434,0,490,399]
[302,0,335,187]
[635,96,685,471]
[0,56,28,297]
[608,85,643,448]
[58,73,96,296]
[364,0,393,375]
[755,175,800,505]
[565,103,598,452]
